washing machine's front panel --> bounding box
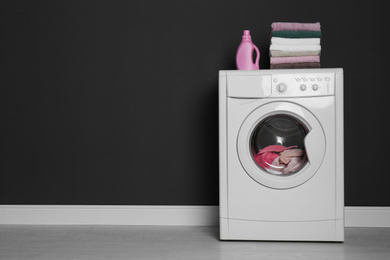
[227,96,336,222]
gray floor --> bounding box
[1,226,390,260]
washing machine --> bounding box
[219,68,344,241]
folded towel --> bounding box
[270,62,321,69]
[270,56,320,65]
[270,44,321,52]
[271,37,320,46]
[272,31,322,38]
[271,22,321,32]
[270,50,321,57]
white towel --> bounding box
[270,50,321,57]
[271,37,320,46]
[269,44,321,52]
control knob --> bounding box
[277,83,287,93]
[312,84,319,91]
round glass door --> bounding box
[237,102,326,189]
[250,114,308,175]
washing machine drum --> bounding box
[250,115,309,176]
[251,115,307,150]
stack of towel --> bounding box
[269,22,322,69]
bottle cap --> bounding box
[242,30,251,39]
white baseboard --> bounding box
[0,205,219,226]
[344,207,390,227]
[0,206,389,227]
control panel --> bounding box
[271,73,334,97]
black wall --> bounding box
[1,0,388,206]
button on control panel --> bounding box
[271,73,334,97]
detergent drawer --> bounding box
[227,75,272,98]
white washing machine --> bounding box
[219,68,344,241]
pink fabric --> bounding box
[267,156,284,174]
[284,156,306,174]
[271,22,321,32]
[270,56,320,65]
[257,145,296,154]
[269,149,306,174]
[279,149,305,164]
[254,151,279,170]
[271,154,306,174]
[254,145,297,170]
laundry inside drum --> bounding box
[250,114,309,175]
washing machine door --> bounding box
[237,101,326,189]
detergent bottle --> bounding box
[236,30,260,70]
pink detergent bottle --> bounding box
[236,30,260,70]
